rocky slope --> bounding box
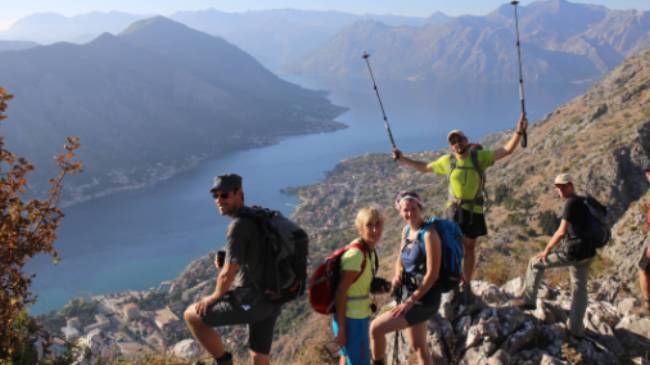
[40,47,650,364]
[276,46,650,363]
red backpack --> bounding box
[308,241,373,315]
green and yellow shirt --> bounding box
[427,150,495,213]
[340,241,376,319]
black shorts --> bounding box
[446,207,488,239]
[639,235,650,273]
[404,288,441,326]
[201,292,281,354]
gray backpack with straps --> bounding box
[239,206,309,304]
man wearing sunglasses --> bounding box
[184,174,281,365]
[392,113,527,304]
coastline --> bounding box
[59,119,348,209]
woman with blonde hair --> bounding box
[370,191,442,365]
[332,207,387,365]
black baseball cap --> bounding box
[210,174,242,194]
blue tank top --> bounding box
[400,224,438,305]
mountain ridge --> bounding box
[290,0,650,83]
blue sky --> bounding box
[1,0,649,30]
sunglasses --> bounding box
[449,137,464,145]
[212,190,236,199]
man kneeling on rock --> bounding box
[512,173,595,338]
[184,174,282,365]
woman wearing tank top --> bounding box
[370,191,442,365]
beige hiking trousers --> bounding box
[521,251,593,337]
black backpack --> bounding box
[240,206,309,304]
[580,195,610,249]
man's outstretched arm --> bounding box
[392,149,431,173]
[494,113,528,161]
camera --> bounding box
[216,250,226,268]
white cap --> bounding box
[554,173,573,185]
[447,130,467,142]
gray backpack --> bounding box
[240,206,309,304]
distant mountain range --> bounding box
[289,0,650,83]
[0,9,450,71]
[3,1,647,82]
[0,40,39,51]
[0,17,345,200]
[0,11,145,44]
[170,9,450,70]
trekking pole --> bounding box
[511,1,528,148]
[391,285,403,365]
[361,51,398,150]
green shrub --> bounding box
[494,184,511,205]
[538,210,560,235]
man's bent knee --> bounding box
[184,304,202,326]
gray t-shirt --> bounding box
[225,206,266,302]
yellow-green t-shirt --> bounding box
[340,243,376,319]
[427,150,495,213]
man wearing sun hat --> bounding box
[511,173,595,338]
[392,114,528,304]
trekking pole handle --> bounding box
[511,0,528,148]
[362,51,398,150]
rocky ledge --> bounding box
[386,278,650,365]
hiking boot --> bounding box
[216,353,233,365]
[510,297,536,311]
[192,353,233,365]
[461,283,475,306]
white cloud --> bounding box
[0,18,16,32]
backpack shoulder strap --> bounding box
[417,222,434,253]
[448,154,457,177]
[238,206,275,229]
[470,149,487,203]
[470,149,482,173]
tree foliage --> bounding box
[0,87,82,361]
